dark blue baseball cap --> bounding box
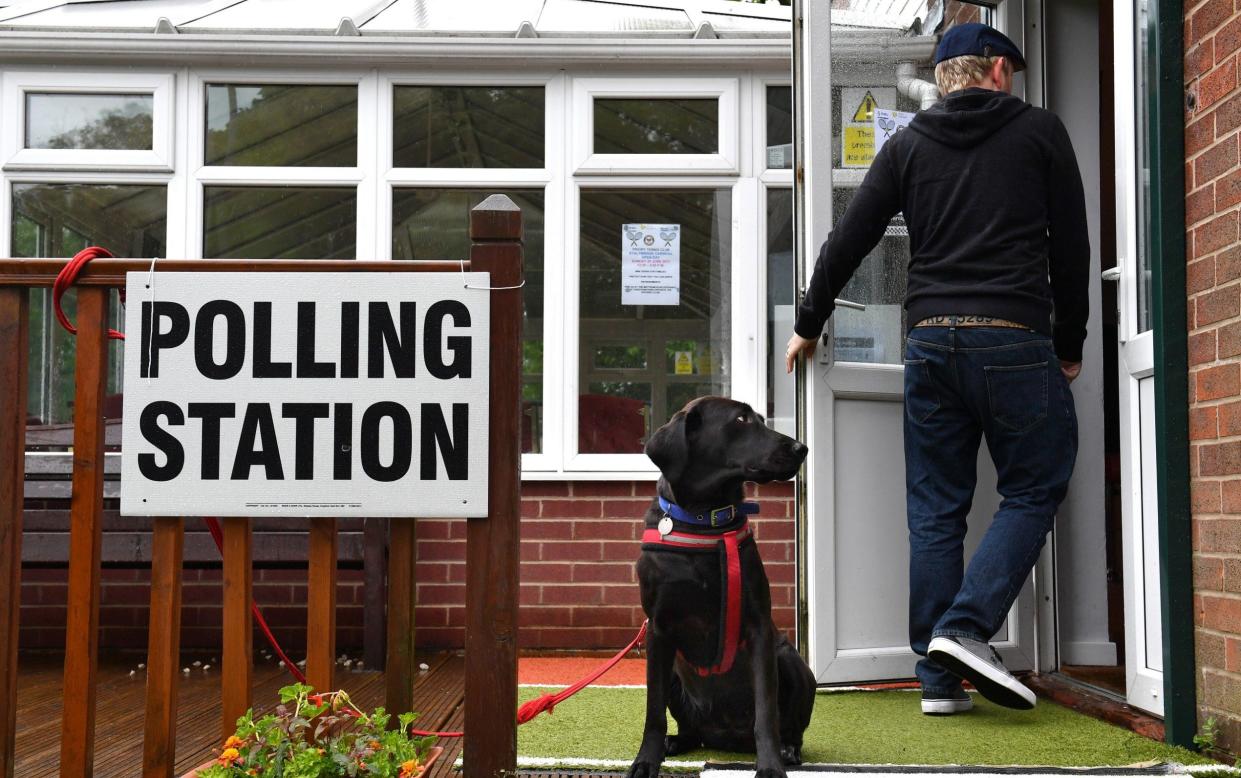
[934,22,1026,72]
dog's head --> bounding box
[645,396,808,501]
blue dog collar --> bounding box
[658,496,760,528]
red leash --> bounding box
[53,246,650,741]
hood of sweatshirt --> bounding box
[908,87,1031,148]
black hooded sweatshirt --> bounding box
[794,87,1090,362]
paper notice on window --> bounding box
[621,223,680,306]
[873,108,916,157]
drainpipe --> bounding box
[897,62,939,110]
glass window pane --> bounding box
[204,186,356,258]
[594,99,719,155]
[1136,0,1153,333]
[579,188,731,454]
[393,86,544,168]
[766,188,796,434]
[12,183,166,447]
[766,86,792,170]
[25,93,153,150]
[391,188,545,454]
[205,84,357,166]
[832,187,908,364]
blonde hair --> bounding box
[934,55,1008,95]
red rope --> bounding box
[53,246,647,742]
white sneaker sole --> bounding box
[921,696,974,715]
[927,637,1036,710]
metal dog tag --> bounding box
[658,516,674,536]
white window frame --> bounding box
[2,70,175,172]
[757,78,794,431]
[380,71,565,473]
[571,76,740,176]
[184,68,378,260]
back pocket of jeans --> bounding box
[903,358,940,424]
[984,362,1048,433]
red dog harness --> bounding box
[641,517,755,676]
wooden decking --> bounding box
[15,651,468,778]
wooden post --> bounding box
[60,287,109,778]
[306,517,337,693]
[384,520,416,720]
[0,288,28,778]
[464,195,522,778]
[221,518,253,738]
[363,518,388,670]
[142,517,184,778]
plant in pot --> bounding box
[187,683,442,778]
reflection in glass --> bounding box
[25,93,153,150]
[393,86,544,168]
[1136,0,1153,333]
[766,86,792,170]
[205,84,357,166]
[832,187,908,364]
[204,187,356,258]
[594,99,719,155]
[579,189,731,454]
[392,189,545,453]
[12,183,166,446]
[766,189,796,434]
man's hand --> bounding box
[786,333,818,374]
[1061,361,1082,383]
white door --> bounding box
[796,0,1037,684]
[1112,0,1164,716]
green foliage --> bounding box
[196,685,437,778]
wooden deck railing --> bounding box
[0,195,523,778]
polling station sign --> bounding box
[119,272,489,518]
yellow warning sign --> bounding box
[843,125,875,168]
[674,351,694,375]
[851,91,878,123]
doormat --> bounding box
[506,687,1214,772]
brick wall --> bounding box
[1185,0,1241,755]
[19,480,797,655]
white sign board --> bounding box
[621,223,680,306]
[120,272,490,518]
[873,108,916,156]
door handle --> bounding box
[1101,267,1121,282]
[835,298,867,311]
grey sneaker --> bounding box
[927,635,1036,710]
[921,688,973,715]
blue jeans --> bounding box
[903,326,1077,694]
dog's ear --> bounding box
[645,403,702,482]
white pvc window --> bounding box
[572,77,740,175]
[1,71,175,171]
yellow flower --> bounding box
[217,747,241,765]
[223,735,245,750]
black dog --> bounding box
[628,397,815,778]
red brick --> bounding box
[574,519,640,540]
[571,607,638,628]
[415,520,451,540]
[1202,668,1241,709]
[572,562,634,584]
[1200,517,1241,549]
[417,540,465,561]
[1196,211,1240,260]
[1190,183,1218,226]
[1226,558,1241,593]
[1193,0,1236,42]
[520,584,540,606]
[1196,363,1241,400]
[520,540,541,562]
[765,563,796,585]
[540,541,602,562]
[1203,594,1241,632]
[1195,480,1224,512]
[541,585,601,606]
[417,584,465,605]
[523,520,574,540]
[602,585,642,606]
[600,500,653,520]
[1189,41,1217,81]
[521,499,540,518]
[601,541,636,561]
[518,606,573,628]
[1216,91,1241,138]
[772,607,797,632]
[572,481,637,497]
[1218,15,1241,62]
[1200,440,1241,474]
[1220,400,1241,434]
[1190,330,1219,366]
[447,563,466,583]
[753,520,795,541]
[521,481,570,497]
[1222,479,1241,513]
[521,562,573,583]
[1191,405,1220,440]
[1197,283,1240,328]
[540,499,603,519]
[1227,636,1241,672]
[417,562,451,583]
[1202,57,1240,109]
[1219,320,1241,357]
[1196,137,1240,187]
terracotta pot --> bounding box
[179,745,445,778]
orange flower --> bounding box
[368,740,381,749]
[217,747,241,766]
[223,735,245,750]
[399,757,422,778]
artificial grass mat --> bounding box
[515,687,1213,769]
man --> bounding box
[786,23,1088,715]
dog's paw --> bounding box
[779,744,803,766]
[755,767,788,778]
[626,760,662,778]
[665,734,701,756]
